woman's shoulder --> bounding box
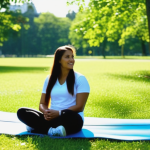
[47,74,51,78]
[74,71,85,79]
[44,74,50,82]
[45,74,50,79]
[74,71,88,83]
[74,71,90,90]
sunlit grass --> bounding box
[75,56,150,60]
[1,135,150,150]
[0,58,150,149]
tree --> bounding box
[2,11,72,55]
[69,11,107,56]
[66,11,76,20]
[0,0,30,46]
[0,0,31,9]
[34,12,71,55]
[69,11,90,55]
[67,0,150,56]
[57,17,72,46]
[146,0,150,54]
[0,11,29,46]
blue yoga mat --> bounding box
[1,111,150,141]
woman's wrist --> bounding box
[59,110,61,116]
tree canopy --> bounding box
[0,0,31,9]
[0,0,30,46]
[68,0,149,55]
[1,0,149,56]
[34,12,71,54]
[2,12,72,56]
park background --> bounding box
[0,0,150,57]
[0,0,150,150]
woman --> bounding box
[17,45,90,136]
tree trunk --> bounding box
[141,40,147,56]
[97,47,100,56]
[102,47,105,58]
[121,45,125,58]
[102,37,106,58]
[146,0,150,54]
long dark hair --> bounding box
[45,45,75,105]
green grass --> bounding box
[75,56,150,60]
[0,58,150,149]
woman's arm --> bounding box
[39,93,59,120]
[68,93,89,112]
[39,93,49,113]
[39,93,51,120]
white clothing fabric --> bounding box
[42,72,90,121]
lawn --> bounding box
[0,58,150,150]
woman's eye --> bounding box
[65,55,74,58]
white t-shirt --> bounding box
[42,72,90,121]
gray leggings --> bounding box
[17,107,83,135]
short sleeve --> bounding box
[42,76,49,93]
[76,76,90,93]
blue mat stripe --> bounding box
[1,111,150,140]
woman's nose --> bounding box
[70,57,74,61]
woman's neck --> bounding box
[58,69,70,85]
[59,69,70,79]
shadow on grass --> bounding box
[94,98,135,118]
[107,70,150,83]
[14,135,92,150]
[0,66,50,73]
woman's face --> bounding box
[59,50,75,70]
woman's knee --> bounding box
[17,107,26,120]
[61,110,83,134]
